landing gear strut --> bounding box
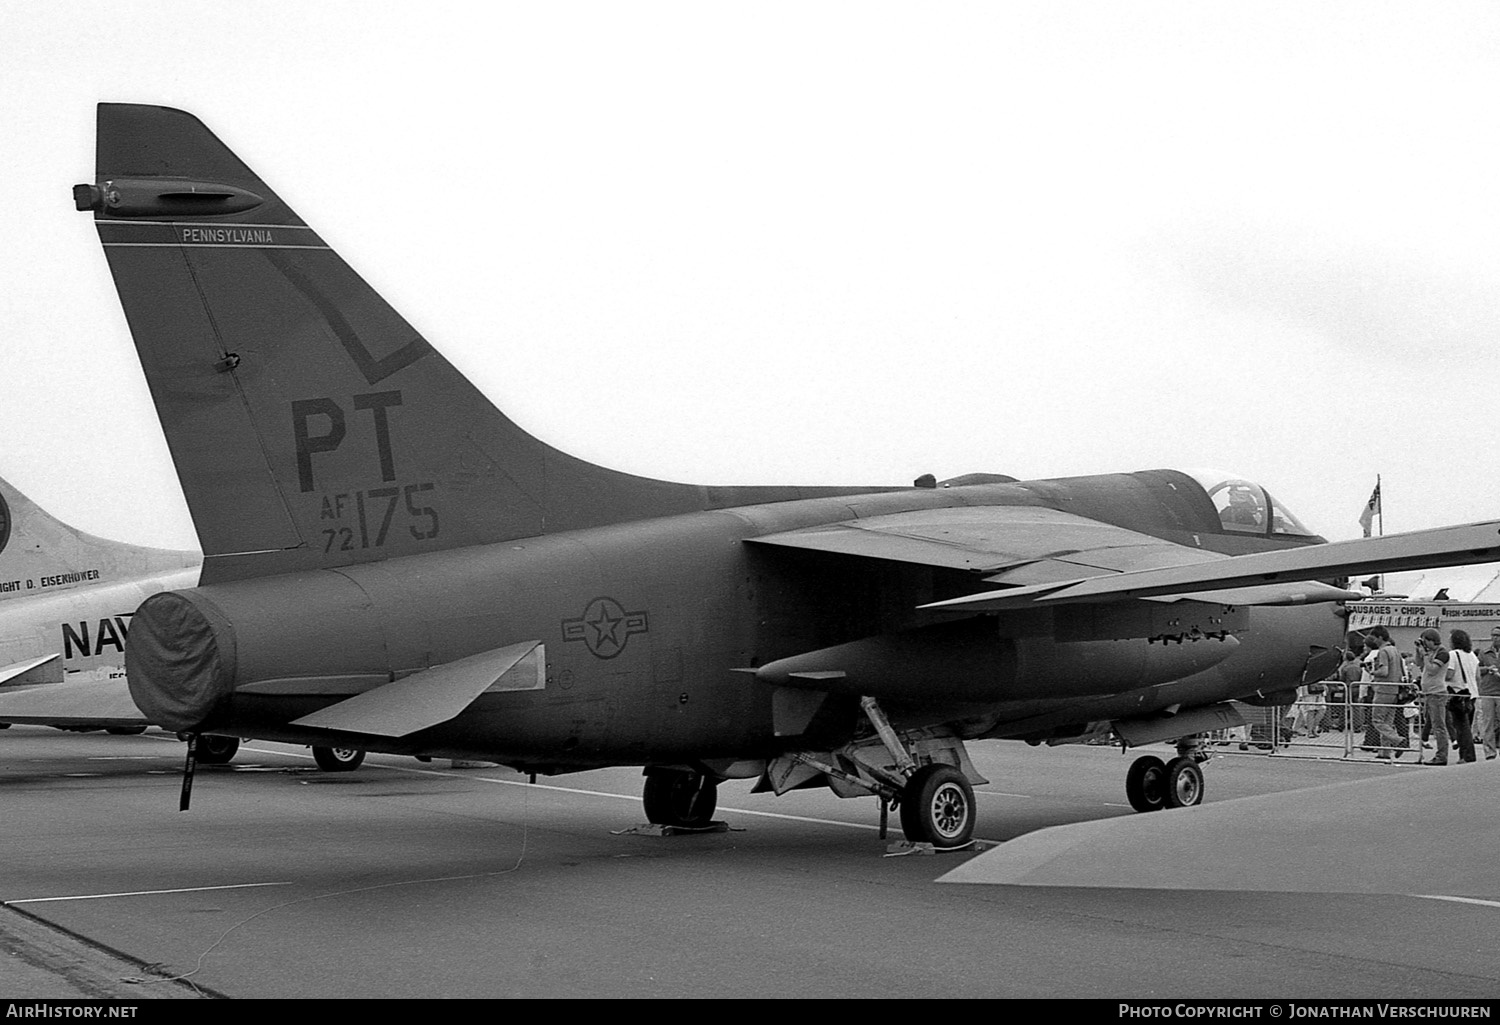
[642,767,719,828]
[861,696,976,848]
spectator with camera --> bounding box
[1446,629,1479,763]
[1416,628,1451,765]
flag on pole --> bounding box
[1358,482,1381,537]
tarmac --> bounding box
[2,725,1497,998]
[0,904,200,999]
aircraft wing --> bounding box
[749,506,1358,606]
[0,672,148,727]
[749,506,1222,574]
[921,519,1500,611]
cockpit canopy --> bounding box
[1183,469,1316,538]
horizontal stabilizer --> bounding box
[290,641,543,737]
[0,654,63,688]
[923,519,1500,611]
[0,674,147,727]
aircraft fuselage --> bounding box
[127,477,1340,770]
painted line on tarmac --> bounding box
[203,742,1015,842]
[237,744,991,837]
[405,762,883,832]
[5,881,294,906]
[1413,894,1500,910]
[444,772,1011,844]
[211,740,882,831]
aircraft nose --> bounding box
[125,590,237,732]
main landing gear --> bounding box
[312,745,366,772]
[860,697,976,848]
[1124,736,1207,813]
[642,766,719,828]
[195,735,240,765]
[749,700,981,849]
[175,734,368,773]
[639,700,981,847]
[897,762,975,848]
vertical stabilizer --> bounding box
[81,104,850,584]
[0,475,199,602]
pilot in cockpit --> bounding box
[1219,485,1265,528]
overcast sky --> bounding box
[3,2,1497,593]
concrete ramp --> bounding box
[940,760,1500,898]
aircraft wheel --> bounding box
[898,764,975,848]
[1163,756,1205,809]
[1124,755,1168,812]
[312,745,366,772]
[642,768,719,827]
[196,735,240,765]
[106,726,148,736]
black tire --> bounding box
[642,769,718,827]
[1163,756,1204,809]
[312,745,366,772]
[106,726,148,736]
[898,764,975,848]
[1125,755,1168,813]
[196,735,240,765]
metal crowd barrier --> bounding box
[1207,694,1433,761]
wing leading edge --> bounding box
[921,519,1500,611]
[749,505,1361,606]
[748,505,1221,575]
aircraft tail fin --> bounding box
[0,474,198,603]
[80,105,838,584]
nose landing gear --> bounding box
[1124,735,1207,812]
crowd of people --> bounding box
[1287,625,1500,762]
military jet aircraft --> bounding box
[0,472,198,733]
[74,103,1500,846]
[0,472,368,770]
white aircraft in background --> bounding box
[0,476,216,736]
[0,474,371,770]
